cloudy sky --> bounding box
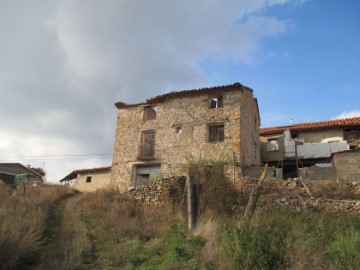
[1,0,359,182]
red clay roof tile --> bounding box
[260,117,360,135]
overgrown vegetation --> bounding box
[1,166,360,269]
[0,184,72,270]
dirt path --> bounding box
[33,191,94,270]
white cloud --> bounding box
[0,0,303,182]
[332,110,360,120]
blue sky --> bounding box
[0,0,359,181]
[203,0,360,126]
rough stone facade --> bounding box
[333,150,360,182]
[111,83,260,191]
[128,177,186,207]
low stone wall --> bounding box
[299,167,337,180]
[128,176,186,207]
[333,150,360,182]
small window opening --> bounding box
[210,96,223,108]
[267,138,279,151]
[208,124,224,142]
[143,106,157,121]
[86,176,92,183]
[273,170,277,177]
[175,126,182,134]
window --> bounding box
[86,176,92,183]
[139,131,155,159]
[143,106,157,121]
[210,96,223,108]
[267,138,279,151]
[208,124,224,142]
[175,126,182,134]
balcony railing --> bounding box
[138,144,155,160]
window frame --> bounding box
[209,96,223,109]
[208,124,225,143]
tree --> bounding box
[30,167,47,180]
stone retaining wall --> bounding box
[333,150,360,182]
[128,176,186,207]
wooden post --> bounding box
[244,163,268,218]
[186,175,194,230]
[295,144,299,177]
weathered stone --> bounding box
[111,83,260,191]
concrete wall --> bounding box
[260,134,285,162]
[333,150,360,182]
[299,167,337,180]
[297,141,348,159]
[111,87,260,191]
[242,166,283,180]
[71,171,111,192]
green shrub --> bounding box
[223,217,287,270]
[326,229,360,270]
[186,156,239,215]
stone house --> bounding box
[0,163,44,185]
[60,166,112,192]
[259,117,360,179]
[111,83,260,191]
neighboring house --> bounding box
[260,117,360,179]
[111,82,260,191]
[0,163,44,186]
[60,166,112,192]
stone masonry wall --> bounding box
[111,87,260,191]
[128,176,186,207]
[333,150,360,182]
[240,91,261,166]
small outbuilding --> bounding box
[60,166,112,192]
[0,163,44,186]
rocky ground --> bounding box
[239,179,360,214]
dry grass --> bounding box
[0,184,71,270]
[308,180,360,199]
[194,218,225,268]
[79,188,177,268]
[38,194,91,270]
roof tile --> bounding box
[260,117,360,135]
